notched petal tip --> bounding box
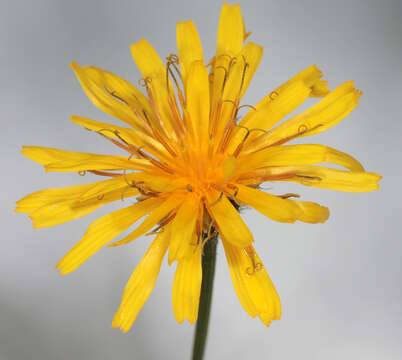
[69,61,78,68]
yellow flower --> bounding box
[17,3,381,333]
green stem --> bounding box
[191,234,218,360]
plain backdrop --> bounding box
[1,0,401,359]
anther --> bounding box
[78,170,86,176]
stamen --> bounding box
[221,57,237,93]
[200,221,217,254]
[165,62,186,138]
[214,66,228,82]
[226,184,239,199]
[244,247,264,276]
[120,186,130,201]
[127,178,159,197]
[232,125,269,157]
[217,58,250,154]
[166,54,179,64]
[215,53,233,62]
[104,88,128,105]
[267,123,324,148]
[237,104,257,112]
[269,91,279,101]
[279,193,300,199]
[222,99,236,105]
[209,191,224,207]
[89,170,120,177]
[238,56,249,95]
[140,76,179,159]
[95,128,132,153]
[296,175,322,181]
[146,211,176,236]
[298,124,308,134]
[78,170,86,176]
[138,77,152,88]
[103,87,154,135]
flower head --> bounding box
[17,3,381,332]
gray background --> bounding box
[1,0,401,359]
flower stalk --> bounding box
[191,234,218,360]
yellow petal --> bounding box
[112,231,169,333]
[227,81,312,154]
[55,197,163,274]
[251,165,381,192]
[223,42,263,101]
[212,42,263,146]
[70,62,144,129]
[227,64,328,155]
[130,39,175,136]
[276,64,329,96]
[83,65,153,117]
[259,313,273,326]
[168,195,199,264]
[211,3,245,107]
[21,146,152,172]
[227,65,329,154]
[222,155,238,181]
[16,181,96,213]
[234,184,302,223]
[78,172,178,202]
[185,61,210,148]
[238,144,364,172]
[248,81,361,151]
[126,172,183,194]
[76,174,136,202]
[243,80,311,131]
[70,115,170,161]
[109,194,182,247]
[223,241,281,321]
[217,3,244,57]
[310,79,330,97]
[28,192,137,228]
[206,190,253,247]
[172,242,202,324]
[16,178,138,228]
[292,201,330,224]
[176,20,204,88]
